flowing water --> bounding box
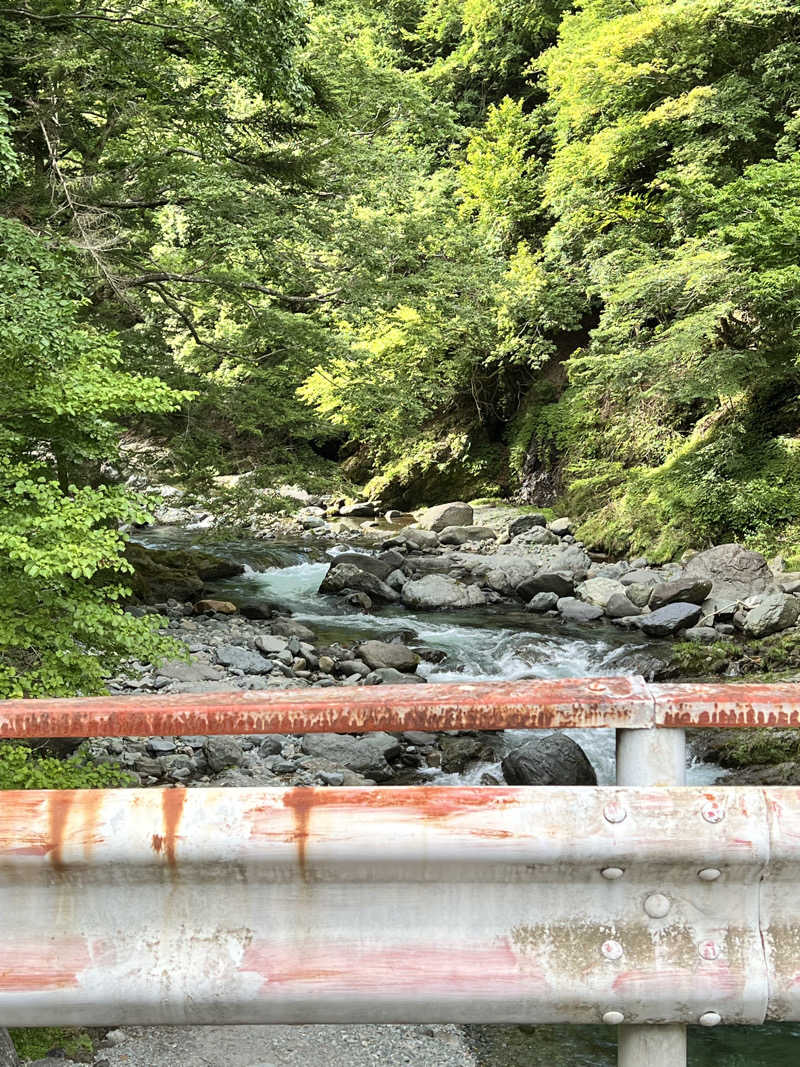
[137,527,799,1063]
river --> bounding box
[136,526,800,1063]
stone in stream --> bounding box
[638,602,702,636]
[401,527,440,550]
[517,570,575,599]
[502,735,597,786]
[624,582,652,608]
[358,640,420,672]
[548,517,574,536]
[743,593,800,637]
[684,542,774,592]
[319,563,398,602]
[438,525,497,545]
[238,601,275,620]
[506,513,547,537]
[366,668,427,685]
[271,617,316,641]
[576,576,626,608]
[339,501,377,517]
[649,576,713,610]
[620,568,662,587]
[417,501,473,531]
[604,592,643,619]
[300,732,401,781]
[402,574,487,610]
[328,551,396,581]
[556,597,603,622]
[527,591,559,612]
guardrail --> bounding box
[2,676,800,1067]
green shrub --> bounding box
[0,742,132,790]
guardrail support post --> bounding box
[616,726,687,1066]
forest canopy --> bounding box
[2,0,800,692]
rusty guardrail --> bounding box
[2,676,800,1067]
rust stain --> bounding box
[152,833,164,854]
[46,790,105,870]
[283,789,314,882]
[161,788,186,867]
[47,791,74,871]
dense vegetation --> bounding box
[2,0,800,692]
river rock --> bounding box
[254,634,289,655]
[604,592,643,618]
[684,543,774,593]
[339,501,376,517]
[515,527,560,546]
[271,617,316,641]
[402,574,486,610]
[620,568,662,587]
[204,736,244,773]
[576,577,626,608]
[438,525,497,545]
[527,591,559,612]
[319,563,398,602]
[440,736,495,773]
[385,510,415,523]
[548,517,574,536]
[238,601,275,619]
[417,501,473,531]
[549,544,592,577]
[501,735,597,786]
[507,514,547,537]
[194,599,238,615]
[0,1028,19,1067]
[556,597,604,622]
[683,626,720,642]
[366,667,427,685]
[639,602,702,636]
[215,645,273,673]
[328,551,396,581]
[401,527,440,550]
[649,576,713,610]
[518,571,575,599]
[358,640,420,672]
[156,659,223,683]
[743,593,800,637]
[300,732,401,781]
[624,582,652,608]
[125,543,245,602]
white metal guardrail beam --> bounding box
[3,677,800,1066]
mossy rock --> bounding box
[124,543,244,603]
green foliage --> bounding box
[0,743,132,790]
[11,1026,96,1061]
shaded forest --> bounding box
[2,0,800,694]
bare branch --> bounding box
[122,271,341,305]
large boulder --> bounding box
[639,602,702,637]
[417,501,474,531]
[507,513,547,537]
[604,592,642,619]
[124,542,244,602]
[358,640,420,672]
[556,597,604,622]
[649,576,713,611]
[300,732,401,782]
[402,574,486,610]
[518,571,575,600]
[328,551,396,581]
[438,525,497,545]
[684,543,774,593]
[319,563,398,602]
[576,577,626,608]
[744,593,800,637]
[339,501,376,517]
[502,735,597,786]
[401,527,440,550]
